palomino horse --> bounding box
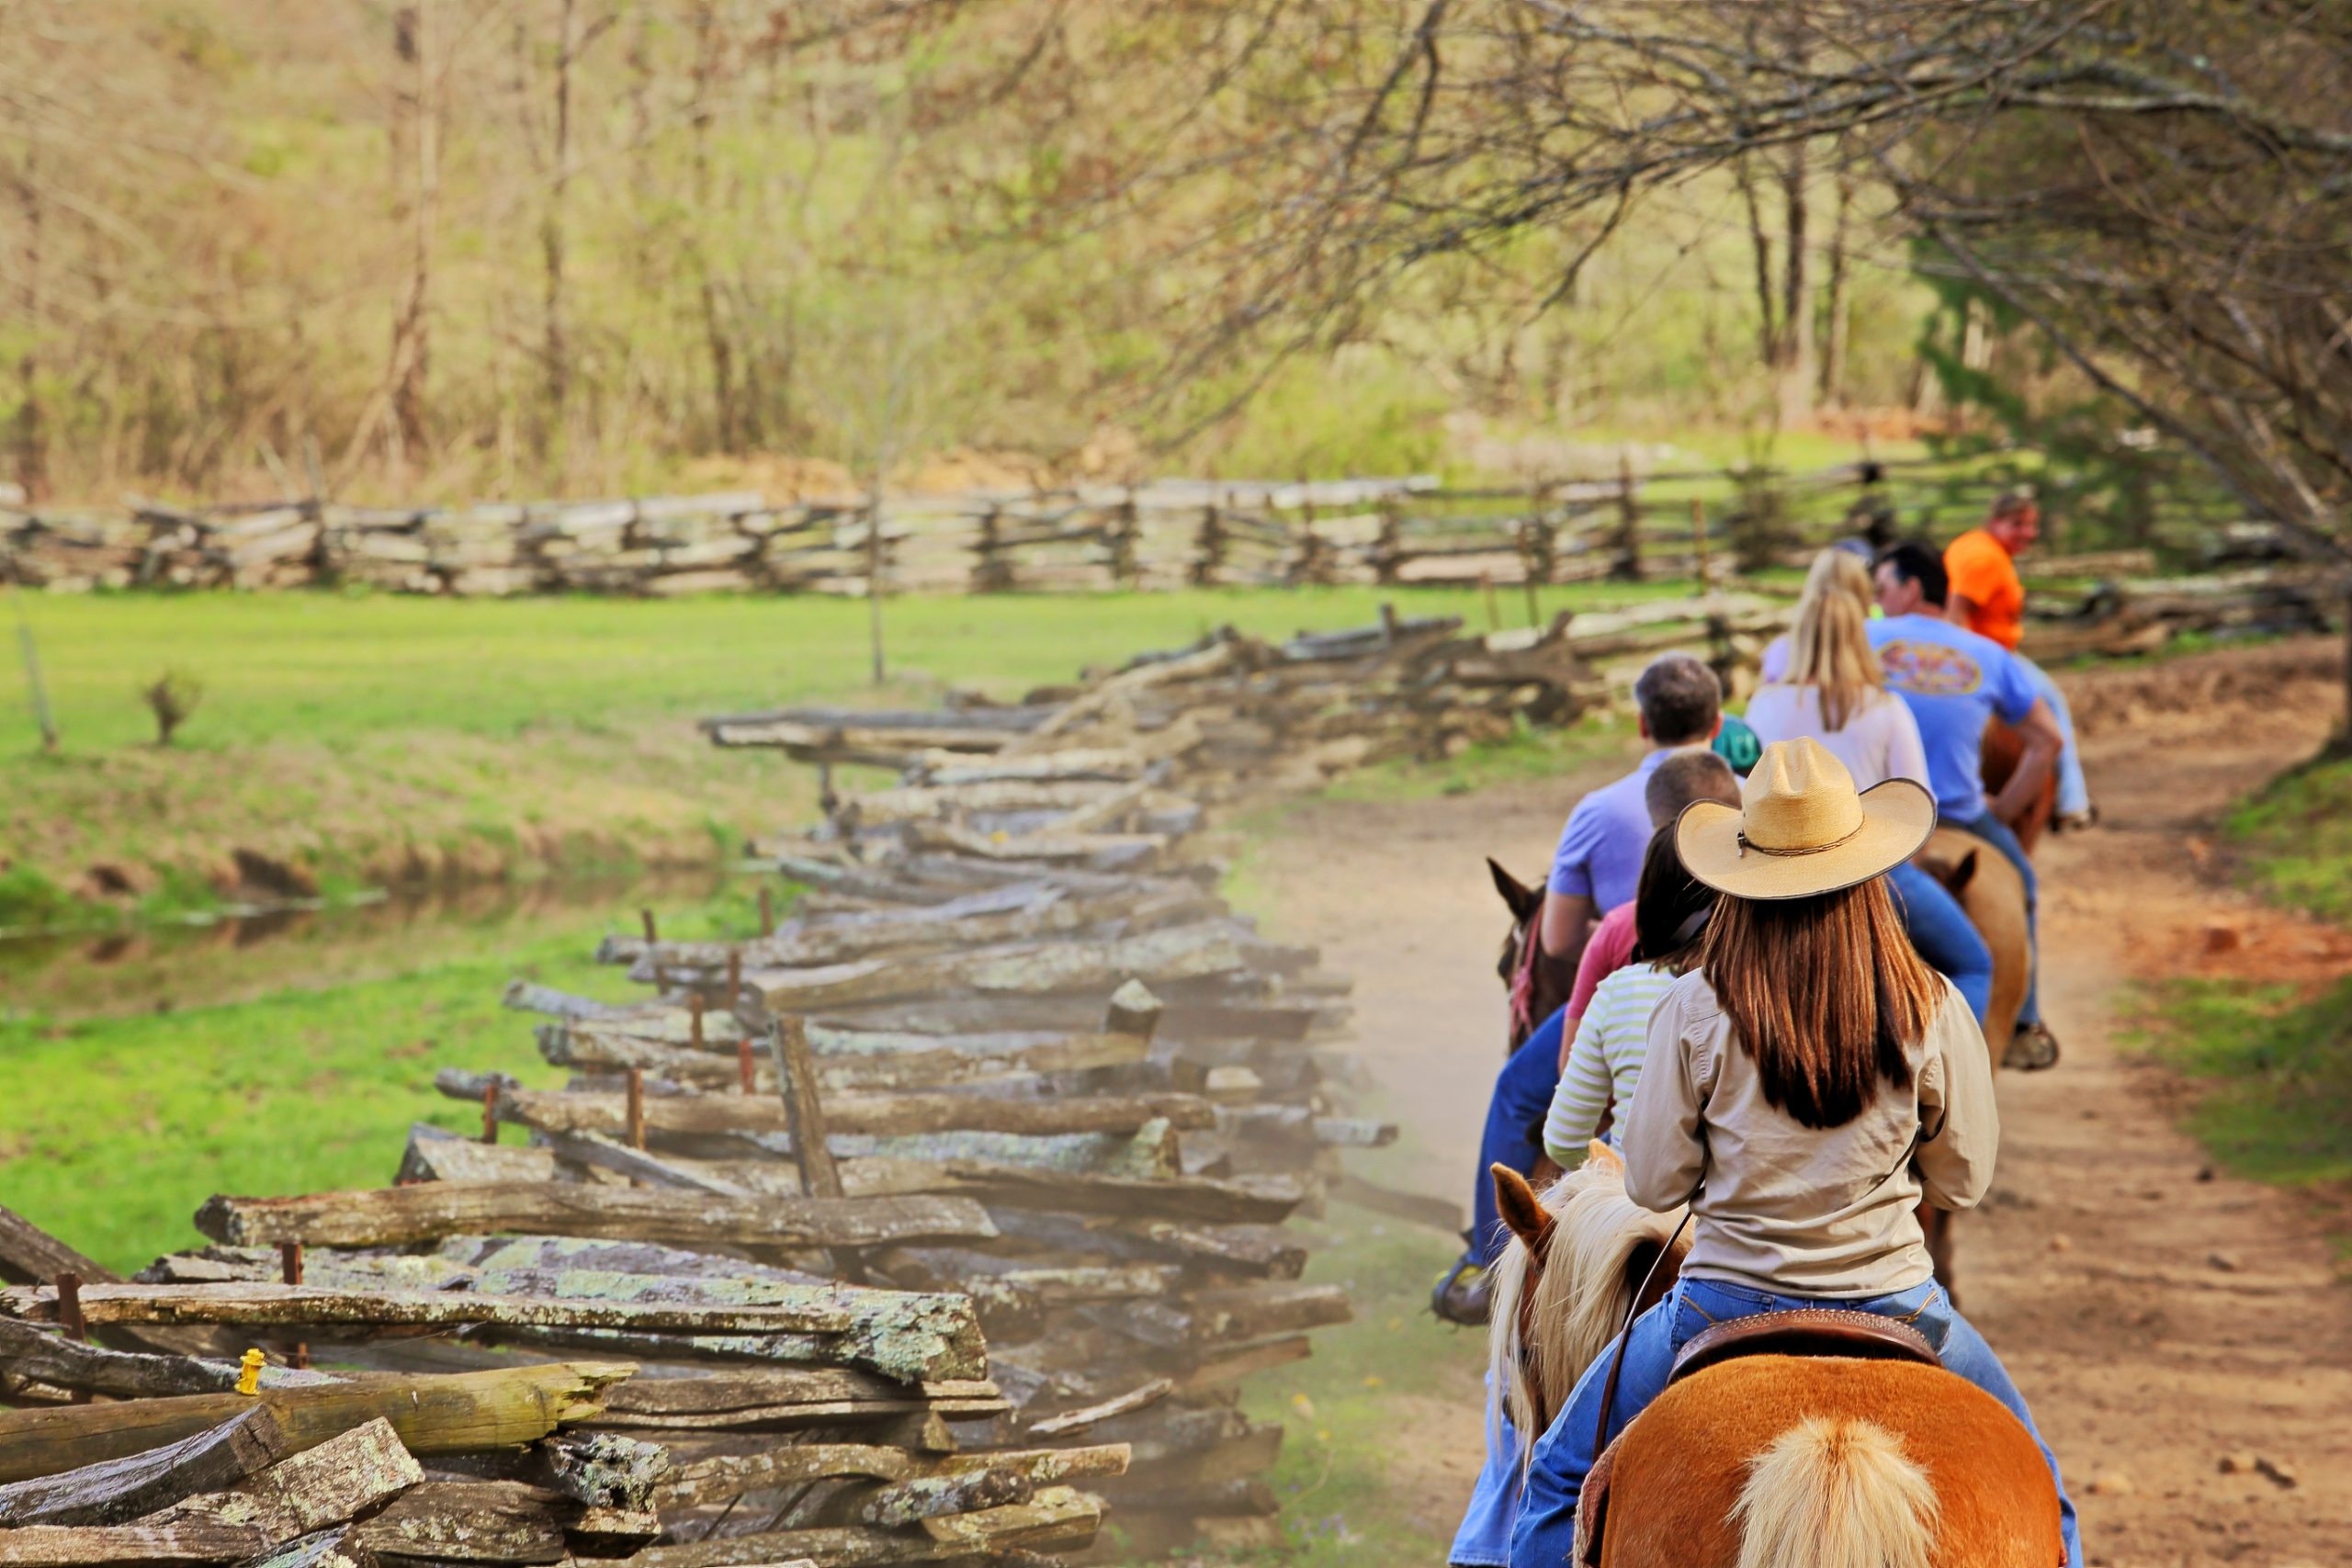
[1487,1147,1689,1447]
[1491,1155,2062,1568]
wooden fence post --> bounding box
[770,1017,842,1199]
[1690,497,1713,587]
[1613,448,1644,581]
[1111,487,1140,589]
[1190,502,1224,587]
[1373,493,1402,585]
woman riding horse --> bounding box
[1508,738,2080,1568]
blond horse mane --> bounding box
[1485,1153,1689,1466]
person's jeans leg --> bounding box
[1508,1287,1683,1568]
[2018,656,2091,817]
[1951,810,2041,1027]
[1470,1007,1569,1266]
[1886,861,1995,1026]
[1937,1310,2084,1568]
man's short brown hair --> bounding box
[1645,750,1739,829]
[1634,653,1722,747]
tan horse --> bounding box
[1492,1158,2063,1568]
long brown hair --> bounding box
[1698,878,1941,1128]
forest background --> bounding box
[2,0,2030,506]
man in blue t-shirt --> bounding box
[1871,541,2065,1067]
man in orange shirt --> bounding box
[1945,489,2095,829]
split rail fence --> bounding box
[1,457,2256,599]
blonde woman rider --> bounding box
[1745,552,1996,1024]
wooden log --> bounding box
[600,1369,1005,1427]
[0,1408,291,1527]
[0,1205,109,1289]
[0,1320,338,1402]
[1027,1378,1173,1438]
[193,1184,995,1252]
[530,1433,668,1512]
[655,1443,1126,1510]
[494,1087,1214,1140]
[771,1019,843,1201]
[3,1282,856,1337]
[630,1485,1099,1568]
[540,1133,749,1196]
[1081,1283,1350,1350]
[242,1523,379,1568]
[853,1469,1031,1529]
[0,1364,630,1484]
[0,1523,269,1564]
[348,1482,564,1564]
[138,1420,421,1547]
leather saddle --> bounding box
[1573,1310,1941,1565]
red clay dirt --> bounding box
[1251,637,2352,1567]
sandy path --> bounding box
[1255,639,2352,1567]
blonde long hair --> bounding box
[1783,548,1883,733]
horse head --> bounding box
[1489,857,1545,988]
[1485,1145,1690,1458]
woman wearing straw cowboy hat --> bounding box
[1507,739,2080,1568]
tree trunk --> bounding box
[1736,158,1779,374]
[1774,138,1814,423]
[1819,166,1855,407]
[389,1,438,468]
[10,135,47,504]
[688,3,738,451]
[541,0,578,442]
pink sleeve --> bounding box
[1565,904,1639,1022]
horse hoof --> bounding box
[2003,1022,2063,1071]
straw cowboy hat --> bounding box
[1676,737,1935,900]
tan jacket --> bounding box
[1620,968,1999,1298]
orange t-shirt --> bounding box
[1944,527,2025,650]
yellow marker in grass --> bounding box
[236,1348,266,1395]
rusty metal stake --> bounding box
[55,1272,88,1403]
[690,992,705,1052]
[640,908,658,942]
[280,1243,309,1370]
[626,1067,647,1151]
[757,886,774,935]
[737,1035,757,1094]
[727,949,742,1012]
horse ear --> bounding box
[1487,858,1543,922]
[1585,1139,1624,1175]
[1491,1163,1555,1254]
[1949,850,1979,895]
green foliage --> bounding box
[2124,977,2352,1190]
[0,866,76,932]
[2225,753,2352,927]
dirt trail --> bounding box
[1256,638,2352,1567]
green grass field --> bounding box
[0,581,1698,933]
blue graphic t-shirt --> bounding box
[1868,614,2037,819]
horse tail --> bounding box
[1732,1415,1939,1568]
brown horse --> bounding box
[1489,858,1567,1054]
[1982,718,2060,852]
[1492,1160,2062,1568]
[1910,824,2034,1296]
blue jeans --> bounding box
[1450,1377,1521,1565]
[1470,1007,1568,1267]
[1945,809,2041,1027]
[2017,656,2091,817]
[1509,1276,2081,1568]
[1887,861,1994,1027]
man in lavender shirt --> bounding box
[1534,653,1724,989]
